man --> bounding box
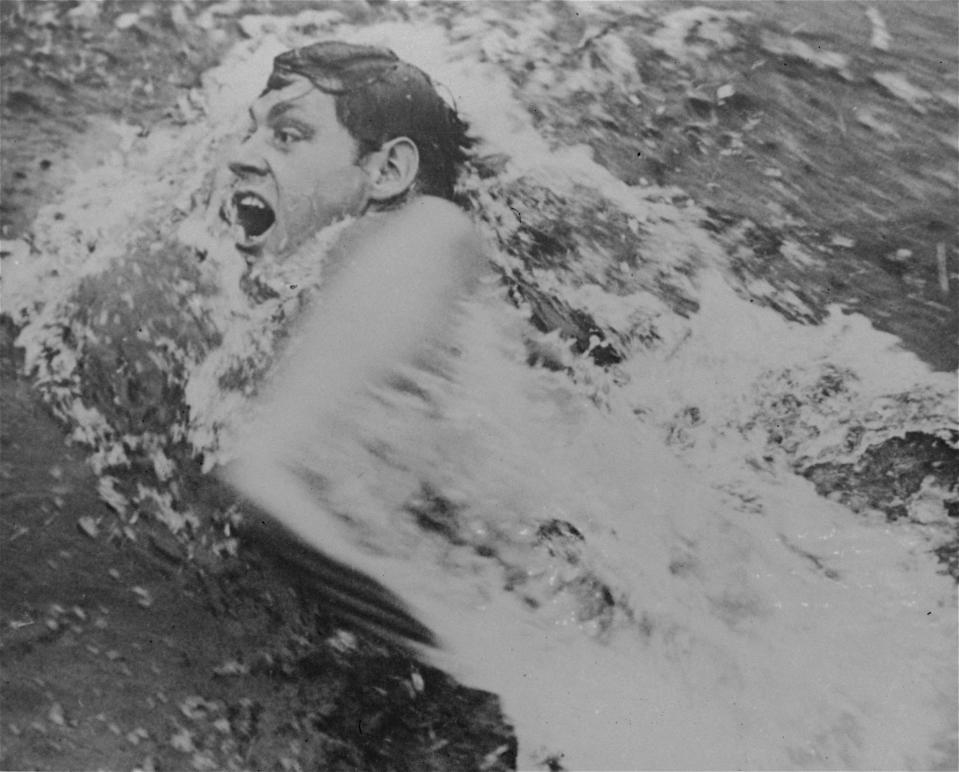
[223,41,474,258]
[219,42,486,647]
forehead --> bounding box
[252,74,339,125]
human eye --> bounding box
[272,122,307,146]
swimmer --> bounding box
[219,41,485,647]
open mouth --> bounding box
[226,190,276,248]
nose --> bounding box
[228,136,268,179]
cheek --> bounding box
[282,164,321,202]
[276,154,368,231]
[275,165,325,226]
[308,167,368,212]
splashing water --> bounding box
[9,8,956,770]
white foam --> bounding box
[11,9,956,769]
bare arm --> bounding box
[246,195,484,442]
[218,197,484,641]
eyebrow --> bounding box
[248,101,288,122]
[249,100,311,126]
[267,101,300,122]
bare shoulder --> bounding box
[359,196,477,245]
[399,195,475,234]
[336,195,486,280]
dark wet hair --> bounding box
[267,41,473,201]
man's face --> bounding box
[223,75,372,257]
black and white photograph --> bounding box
[1,1,956,769]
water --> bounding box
[9,4,957,769]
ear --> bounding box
[364,136,420,203]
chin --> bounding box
[233,223,293,258]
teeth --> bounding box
[230,190,276,244]
[239,194,267,209]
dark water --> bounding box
[652,1,958,370]
[3,3,955,768]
